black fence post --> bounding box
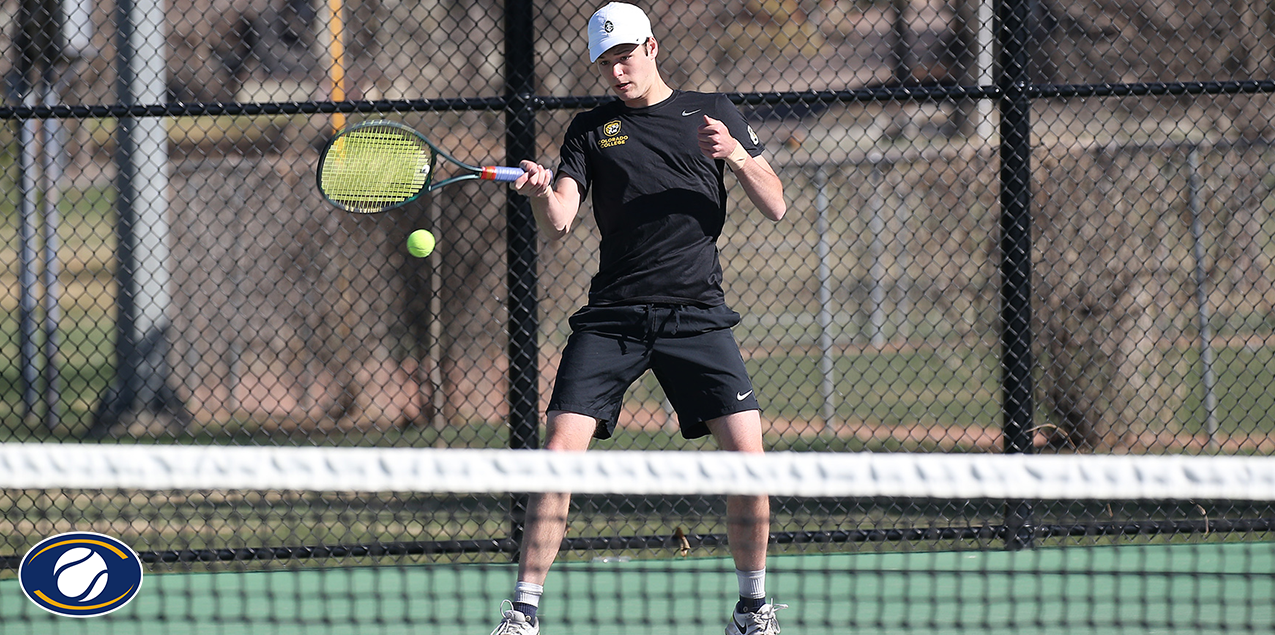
[999,0,1037,550]
[94,0,140,439]
[505,0,540,555]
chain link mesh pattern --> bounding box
[2,1,1272,455]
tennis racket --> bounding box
[316,120,529,213]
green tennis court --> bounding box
[4,543,1271,634]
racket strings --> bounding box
[321,127,432,212]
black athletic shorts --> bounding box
[547,303,760,440]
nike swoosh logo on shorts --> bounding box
[737,390,753,401]
[682,109,701,116]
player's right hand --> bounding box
[514,160,554,199]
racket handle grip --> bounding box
[481,166,530,182]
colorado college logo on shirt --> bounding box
[18,531,144,618]
[599,119,628,149]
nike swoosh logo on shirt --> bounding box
[681,109,701,116]
[737,390,753,401]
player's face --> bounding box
[596,39,659,106]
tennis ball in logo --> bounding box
[54,547,110,601]
[407,229,436,257]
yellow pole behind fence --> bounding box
[327,0,348,131]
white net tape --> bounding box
[2,444,1272,500]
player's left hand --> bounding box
[697,115,737,160]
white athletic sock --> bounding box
[736,568,766,600]
[513,581,543,609]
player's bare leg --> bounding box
[491,412,596,634]
[707,410,787,634]
[706,411,769,571]
[518,411,596,584]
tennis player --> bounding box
[497,3,787,635]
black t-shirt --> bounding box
[555,90,763,307]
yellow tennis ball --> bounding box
[407,229,435,257]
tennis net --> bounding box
[1,444,1273,634]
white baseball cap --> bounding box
[588,2,654,63]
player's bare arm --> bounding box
[697,116,786,222]
[515,160,582,239]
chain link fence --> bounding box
[2,0,1273,455]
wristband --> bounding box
[726,143,750,171]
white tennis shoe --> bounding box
[726,602,788,635]
[490,600,539,635]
